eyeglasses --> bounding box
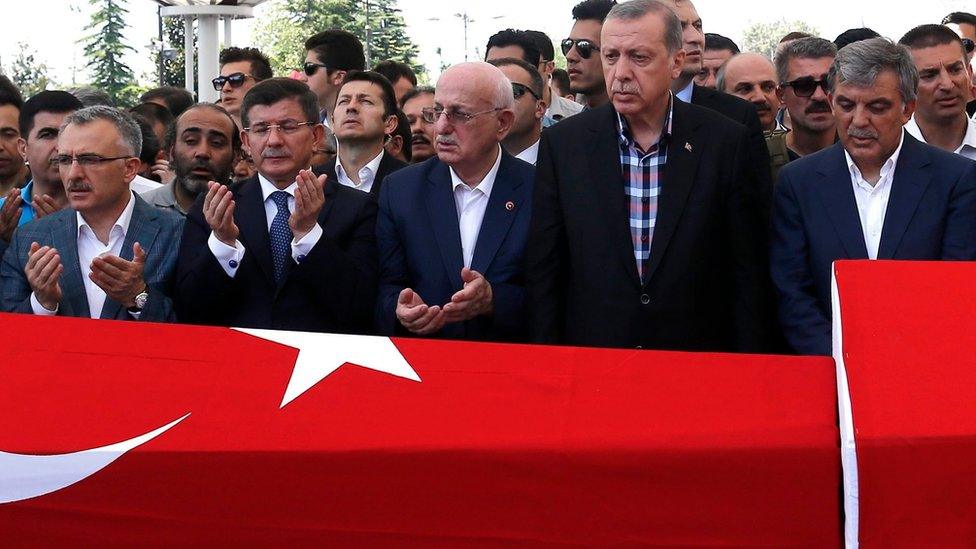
[212,72,253,91]
[963,38,975,54]
[780,76,830,98]
[52,154,131,168]
[243,121,314,137]
[303,62,330,77]
[420,106,503,125]
[512,82,541,101]
[561,38,600,59]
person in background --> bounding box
[140,86,195,117]
[525,29,584,122]
[774,37,838,159]
[488,57,546,164]
[400,86,437,163]
[564,0,617,108]
[215,46,274,130]
[385,110,412,164]
[695,33,739,89]
[373,60,418,104]
[300,29,366,128]
[0,76,30,195]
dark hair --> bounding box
[487,57,545,99]
[373,60,417,87]
[524,30,555,62]
[834,28,881,50]
[69,86,113,107]
[392,109,411,162]
[129,102,175,132]
[132,114,161,167]
[219,47,273,81]
[304,30,366,72]
[19,90,83,137]
[780,31,814,44]
[705,33,740,54]
[139,86,195,117]
[942,12,976,27]
[340,70,398,118]
[399,85,435,109]
[900,24,967,55]
[165,102,241,153]
[0,75,23,110]
[486,29,542,65]
[775,37,837,84]
[572,0,617,22]
[240,77,319,128]
[551,68,571,95]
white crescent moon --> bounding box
[0,413,190,504]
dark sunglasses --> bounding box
[781,76,830,98]
[512,82,541,101]
[561,38,600,59]
[963,38,975,54]
[303,61,330,77]
[211,72,252,91]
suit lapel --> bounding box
[878,134,930,259]
[236,176,276,285]
[56,212,90,318]
[815,144,869,259]
[471,152,522,274]
[100,197,160,320]
[425,161,464,290]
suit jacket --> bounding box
[174,174,378,333]
[770,133,976,356]
[527,101,774,352]
[0,194,183,321]
[314,151,407,197]
[375,151,534,341]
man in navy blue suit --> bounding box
[376,62,534,341]
[771,38,976,356]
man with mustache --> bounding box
[375,62,535,341]
[718,53,781,132]
[174,78,378,333]
[771,38,976,355]
[527,0,774,352]
[399,86,437,163]
[0,77,29,196]
[142,103,239,216]
[774,37,838,158]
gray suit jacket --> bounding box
[0,194,184,321]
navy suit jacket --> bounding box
[770,133,976,355]
[0,194,183,321]
[375,151,534,341]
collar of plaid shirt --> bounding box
[616,93,675,153]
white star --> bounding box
[232,328,421,408]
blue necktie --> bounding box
[269,191,293,283]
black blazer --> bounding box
[527,101,774,352]
[314,151,408,197]
[174,175,378,333]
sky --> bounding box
[1,0,974,88]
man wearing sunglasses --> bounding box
[774,37,838,159]
[564,0,616,109]
[488,57,547,165]
[214,47,273,131]
[300,30,366,129]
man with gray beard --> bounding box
[143,104,239,216]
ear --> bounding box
[240,128,251,152]
[383,113,398,136]
[671,50,686,80]
[122,157,142,184]
[901,99,916,123]
[16,137,26,161]
[310,123,326,152]
[496,109,515,140]
[534,98,547,121]
[330,70,347,87]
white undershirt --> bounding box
[449,146,502,269]
[845,132,905,260]
[904,115,976,161]
[514,140,540,165]
[335,148,385,193]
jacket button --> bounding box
[636,345,643,350]
[640,293,651,305]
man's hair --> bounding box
[164,103,241,153]
[834,28,881,50]
[828,37,918,103]
[339,70,399,118]
[775,37,837,84]
[705,33,740,54]
[942,12,976,27]
[487,57,546,99]
[219,47,273,81]
[373,60,417,87]
[552,68,572,95]
[132,115,160,166]
[717,53,777,92]
[399,85,435,109]
[139,86,195,117]
[524,30,555,62]
[304,30,366,72]
[572,0,617,22]
[392,109,412,161]
[605,0,683,55]
[19,90,83,137]
[129,102,175,133]
[62,105,142,157]
[240,77,319,128]
[69,86,113,107]
[0,75,23,110]
[780,31,814,44]
[486,29,543,65]
[899,24,967,56]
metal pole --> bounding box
[364,0,372,67]
[223,16,233,47]
[197,15,219,103]
[158,7,165,85]
[184,15,195,98]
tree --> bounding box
[151,16,197,91]
[741,19,820,60]
[80,0,137,106]
[8,43,52,98]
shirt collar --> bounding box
[258,171,309,199]
[905,114,976,155]
[76,190,136,240]
[617,94,674,149]
[675,80,695,103]
[20,180,32,202]
[335,148,385,186]
[449,144,503,197]
[844,130,905,184]
[514,140,540,164]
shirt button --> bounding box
[640,293,651,305]
[228,260,238,268]
[641,234,648,243]
[636,345,643,350]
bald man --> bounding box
[375,62,535,341]
[718,53,783,132]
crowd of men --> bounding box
[1,1,975,357]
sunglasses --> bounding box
[781,76,830,98]
[212,72,253,91]
[964,38,975,54]
[512,82,541,101]
[561,38,600,59]
[303,62,330,77]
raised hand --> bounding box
[89,242,148,309]
[25,242,62,311]
[441,267,494,323]
[203,181,238,246]
[396,287,446,335]
[0,188,23,243]
[290,168,326,240]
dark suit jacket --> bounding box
[527,101,773,352]
[314,151,407,197]
[770,133,976,356]
[375,151,534,341]
[0,194,183,321]
[174,174,378,333]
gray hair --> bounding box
[61,105,142,157]
[605,0,684,55]
[827,37,918,103]
[775,37,837,84]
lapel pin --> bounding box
[684,142,693,152]
[505,201,515,211]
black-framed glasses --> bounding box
[963,38,975,54]
[561,38,600,59]
[52,154,131,168]
[212,72,253,91]
[780,76,830,98]
[420,106,502,125]
[303,62,330,77]
[243,120,315,137]
[512,82,541,101]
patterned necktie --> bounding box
[269,191,293,283]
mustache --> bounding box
[67,183,92,192]
[435,135,458,146]
[610,82,640,94]
[805,101,832,114]
[262,147,290,158]
[847,127,879,139]
[411,132,431,146]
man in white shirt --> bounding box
[0,106,184,321]
[900,24,976,161]
[770,38,976,355]
[488,57,546,165]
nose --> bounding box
[63,158,85,181]
[810,83,828,101]
[851,104,870,128]
[265,126,285,146]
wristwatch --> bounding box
[127,287,149,314]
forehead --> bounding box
[486,45,526,62]
[911,42,967,68]
[786,56,833,79]
[704,49,734,64]
[402,92,434,113]
[0,104,19,127]
[498,64,532,85]
[834,70,903,102]
[221,61,253,76]
[59,119,120,151]
[570,19,602,41]
[338,80,384,98]
[246,98,307,122]
[435,71,491,105]
[725,56,777,82]
[602,13,669,49]
[673,0,700,22]
[177,108,234,136]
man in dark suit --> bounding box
[527,0,772,352]
[376,62,534,341]
[771,38,976,356]
[1,106,183,321]
[174,78,377,333]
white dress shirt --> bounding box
[674,80,695,103]
[904,115,976,161]
[31,191,137,318]
[130,174,163,195]
[514,140,540,165]
[335,148,385,193]
[208,173,324,277]
[450,146,502,269]
[845,133,905,260]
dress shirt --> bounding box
[130,174,163,195]
[845,132,905,260]
[546,94,584,121]
[514,140,540,165]
[904,115,976,161]
[0,180,36,227]
[449,145,502,269]
[335,148,385,193]
[674,80,695,103]
[142,181,188,216]
[31,191,137,318]
[208,172,324,277]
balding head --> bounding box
[438,62,515,111]
[718,53,781,130]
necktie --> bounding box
[269,191,293,283]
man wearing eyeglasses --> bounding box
[174,78,378,333]
[488,57,546,165]
[774,37,837,159]
[214,47,273,131]
[300,30,366,129]
[375,62,535,341]
[564,0,616,109]
[1,106,183,321]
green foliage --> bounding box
[80,0,137,105]
[150,16,197,93]
[741,19,820,60]
[8,43,53,98]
